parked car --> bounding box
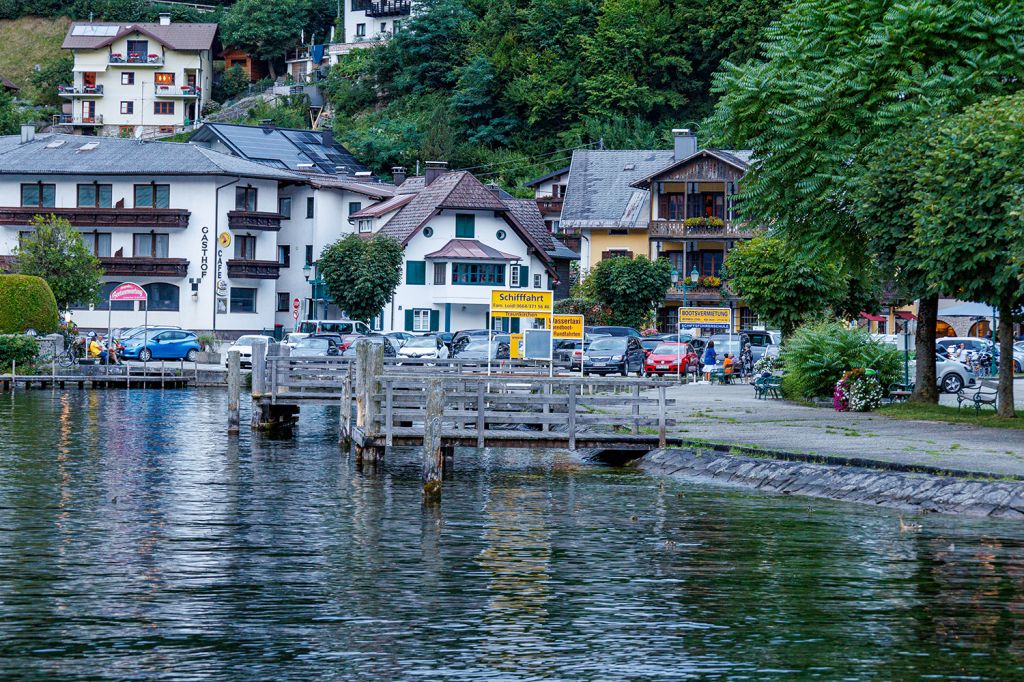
[121,329,201,362]
[397,335,450,360]
[223,334,275,368]
[386,331,415,349]
[586,326,641,338]
[297,319,371,335]
[911,353,978,393]
[738,330,779,364]
[451,329,491,349]
[339,333,364,350]
[640,338,664,355]
[434,331,455,349]
[291,337,341,357]
[453,335,510,360]
[937,337,1022,372]
[644,342,688,376]
[341,336,397,358]
[705,335,744,359]
[583,336,646,376]
[283,332,309,349]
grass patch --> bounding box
[0,16,71,88]
[877,403,1024,430]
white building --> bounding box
[58,16,216,138]
[354,163,561,333]
[0,130,298,336]
[329,0,413,61]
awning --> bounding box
[425,239,521,261]
[938,302,994,317]
[859,312,885,322]
[894,311,916,321]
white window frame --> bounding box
[510,264,520,287]
[358,219,372,233]
[412,309,431,332]
[533,274,542,288]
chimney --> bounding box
[320,129,335,146]
[20,124,35,144]
[159,13,171,26]
[424,160,447,186]
[391,166,406,186]
[673,128,697,161]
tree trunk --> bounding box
[997,299,1016,418]
[267,59,277,80]
[911,293,939,404]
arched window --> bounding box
[143,283,179,311]
[969,320,991,338]
[74,281,134,311]
[935,320,956,338]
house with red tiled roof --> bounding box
[58,14,216,138]
[350,162,572,333]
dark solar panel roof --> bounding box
[191,123,367,175]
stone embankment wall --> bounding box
[639,447,1024,518]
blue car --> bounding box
[121,329,201,362]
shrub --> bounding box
[0,274,59,334]
[0,334,40,368]
[780,320,901,399]
[833,368,884,412]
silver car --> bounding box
[911,354,977,393]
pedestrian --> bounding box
[740,343,754,382]
[702,341,717,382]
[723,353,734,383]
[957,343,970,364]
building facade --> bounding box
[330,0,413,59]
[58,16,215,138]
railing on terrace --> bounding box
[53,114,103,126]
[0,206,190,229]
[109,52,163,65]
[58,85,104,96]
[154,84,200,97]
[649,219,757,239]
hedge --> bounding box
[0,334,39,367]
[0,274,59,334]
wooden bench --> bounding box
[956,380,998,412]
[887,382,914,404]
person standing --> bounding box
[740,343,754,382]
[702,341,717,382]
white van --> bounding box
[297,319,371,335]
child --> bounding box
[723,353,734,380]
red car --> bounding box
[644,342,688,376]
[339,333,364,350]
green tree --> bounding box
[724,235,868,337]
[14,214,104,313]
[450,54,518,146]
[213,64,249,104]
[589,255,671,330]
[318,234,404,323]
[0,90,23,135]
[221,0,333,79]
[709,0,1024,403]
[28,55,73,107]
[910,92,1024,417]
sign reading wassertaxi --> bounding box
[677,307,732,330]
[490,290,553,318]
[553,314,584,340]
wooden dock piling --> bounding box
[227,350,240,434]
[422,377,444,503]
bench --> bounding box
[753,374,781,399]
[956,380,998,412]
[887,382,914,404]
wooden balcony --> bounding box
[100,257,189,277]
[536,196,563,214]
[0,206,190,229]
[663,285,739,303]
[648,219,757,240]
[227,259,282,279]
[365,0,411,16]
[227,210,284,232]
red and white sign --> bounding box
[292,297,300,312]
[109,282,148,302]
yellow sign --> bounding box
[218,231,232,248]
[490,289,553,318]
[677,307,732,330]
[509,333,523,359]
[553,314,584,340]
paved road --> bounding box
[649,380,1024,478]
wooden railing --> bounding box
[649,219,756,239]
[100,256,189,277]
[0,206,190,229]
[227,210,284,232]
[227,259,282,279]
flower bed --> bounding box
[833,368,883,412]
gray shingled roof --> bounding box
[501,197,554,253]
[0,133,301,180]
[377,171,505,243]
[560,149,674,229]
[524,165,570,188]
[350,193,413,218]
[629,148,753,188]
[297,172,395,198]
[62,22,217,50]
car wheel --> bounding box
[941,373,963,394]
[139,348,152,362]
[620,364,628,377]
[186,349,198,362]
[1016,360,1022,373]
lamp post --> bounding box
[303,263,314,320]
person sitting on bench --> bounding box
[87,333,108,365]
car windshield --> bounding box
[405,337,438,348]
[298,339,329,349]
[652,344,684,355]
[589,338,626,352]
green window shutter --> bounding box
[455,213,475,238]
[405,309,415,331]
[511,317,520,333]
[429,309,439,332]
[406,260,426,285]
[519,265,529,288]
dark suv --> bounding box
[583,336,647,376]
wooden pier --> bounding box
[1,369,192,390]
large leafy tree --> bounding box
[710,0,1024,403]
[589,256,671,330]
[221,0,333,78]
[910,92,1024,417]
[318,234,404,323]
[15,214,103,313]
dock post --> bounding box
[657,385,667,448]
[227,350,241,434]
[422,376,444,503]
[632,383,640,435]
[340,365,351,449]
[567,383,577,450]
[250,339,268,429]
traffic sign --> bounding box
[553,314,584,340]
[292,297,300,312]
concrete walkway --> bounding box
[646,380,1024,478]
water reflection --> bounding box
[0,390,1022,679]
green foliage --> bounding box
[213,65,249,104]
[589,256,671,330]
[0,274,59,334]
[27,54,72,107]
[14,215,103,313]
[242,95,310,128]
[725,235,880,336]
[318,234,404,323]
[196,332,220,351]
[780,321,901,399]
[0,334,40,367]
[553,297,610,325]
[0,89,24,135]
[221,0,332,69]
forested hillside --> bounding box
[326,0,784,186]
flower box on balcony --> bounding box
[683,216,726,230]
[148,53,159,58]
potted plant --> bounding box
[195,333,221,364]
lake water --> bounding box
[1,389,1023,680]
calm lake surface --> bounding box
[1,389,1023,680]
